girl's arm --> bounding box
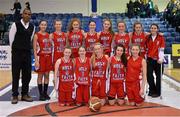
[140,59,147,96]
[33,34,39,70]
[54,59,61,90]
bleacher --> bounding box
[3,13,180,54]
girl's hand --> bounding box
[35,61,39,70]
[139,88,144,97]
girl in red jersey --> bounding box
[85,20,99,58]
[113,21,130,56]
[129,21,148,58]
[91,43,109,106]
[67,18,84,58]
[108,44,127,106]
[99,19,114,56]
[74,46,91,106]
[33,20,53,101]
[50,19,67,69]
[126,44,147,106]
[54,46,74,106]
[146,24,165,98]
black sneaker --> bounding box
[11,96,18,104]
[39,94,46,101]
[151,94,160,98]
[44,93,50,100]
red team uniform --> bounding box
[68,31,84,58]
[58,58,74,105]
[92,55,108,99]
[126,56,144,104]
[36,32,52,73]
[85,33,99,57]
[99,31,113,55]
[114,33,130,56]
[131,32,147,58]
[52,32,66,67]
[108,56,126,99]
[75,57,91,104]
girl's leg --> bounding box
[44,72,50,100]
[37,73,45,101]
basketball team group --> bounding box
[9,9,165,107]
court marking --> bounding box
[80,105,169,116]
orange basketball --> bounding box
[88,97,102,112]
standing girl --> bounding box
[126,44,147,106]
[67,18,84,58]
[33,20,52,101]
[91,43,109,106]
[50,19,67,68]
[54,46,74,106]
[108,44,127,106]
[99,19,114,56]
[146,24,165,97]
[74,46,91,106]
[130,21,148,58]
[85,20,99,58]
[113,21,130,56]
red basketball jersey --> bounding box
[93,55,108,80]
[53,32,66,55]
[59,58,74,82]
[114,33,130,55]
[36,32,52,55]
[52,32,66,65]
[110,56,125,83]
[75,57,91,85]
[99,31,113,53]
[68,30,83,54]
[126,56,143,82]
[131,32,147,57]
[85,32,99,57]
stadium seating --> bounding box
[4,13,180,54]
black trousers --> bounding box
[12,49,32,96]
[147,57,164,96]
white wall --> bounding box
[0,0,169,15]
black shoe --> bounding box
[21,94,33,102]
[39,94,46,101]
[151,94,160,98]
[44,93,50,100]
[11,96,18,104]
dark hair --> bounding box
[88,20,96,25]
[150,23,159,30]
[114,44,127,67]
[133,21,143,32]
[22,8,31,13]
[103,18,114,35]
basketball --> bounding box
[88,97,102,112]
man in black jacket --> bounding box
[9,8,35,104]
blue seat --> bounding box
[165,47,172,54]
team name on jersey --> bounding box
[62,65,72,70]
[134,38,143,43]
[112,73,124,80]
[113,63,123,68]
[62,74,73,82]
[117,39,126,45]
[42,38,52,53]
[78,66,87,72]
